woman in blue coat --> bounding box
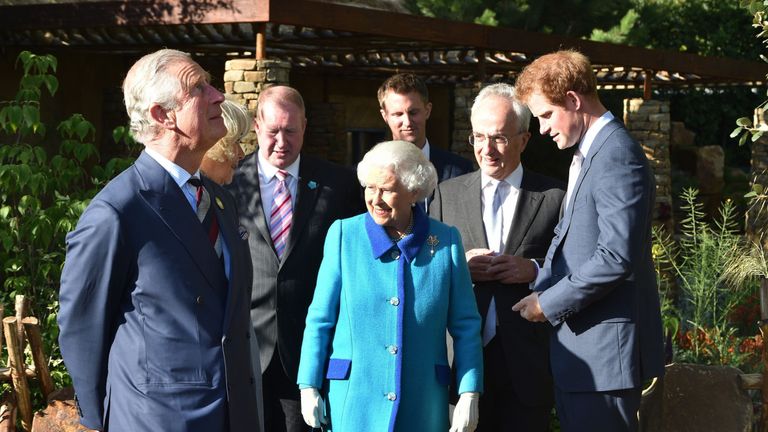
[297,140,483,432]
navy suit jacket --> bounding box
[58,151,260,431]
[534,120,665,392]
[431,169,564,407]
[430,146,473,183]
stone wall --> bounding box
[223,58,291,154]
[748,108,768,244]
[452,82,481,164]
[624,98,673,228]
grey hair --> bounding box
[471,83,531,133]
[123,49,193,144]
[357,140,438,201]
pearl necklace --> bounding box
[389,213,414,243]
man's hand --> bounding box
[465,248,496,282]
[512,292,547,322]
[487,255,537,284]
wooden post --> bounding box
[14,296,28,350]
[0,303,4,359]
[0,392,16,432]
[643,69,653,100]
[255,22,266,60]
[22,317,53,401]
[3,318,31,431]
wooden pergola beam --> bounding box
[0,0,766,83]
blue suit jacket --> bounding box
[430,146,473,183]
[58,151,260,431]
[534,120,665,392]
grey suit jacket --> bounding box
[227,153,363,381]
[430,168,564,406]
[534,119,665,393]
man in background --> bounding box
[227,85,362,432]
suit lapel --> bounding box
[135,152,225,291]
[207,178,240,333]
[281,160,320,265]
[233,154,273,256]
[557,120,622,243]
[458,172,489,249]
[504,173,543,255]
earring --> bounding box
[411,202,416,207]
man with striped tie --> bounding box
[228,86,362,432]
[58,49,261,431]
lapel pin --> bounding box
[427,235,439,256]
[215,197,224,210]
[308,180,317,190]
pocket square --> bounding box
[238,226,249,240]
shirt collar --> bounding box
[480,163,524,191]
[144,147,200,188]
[365,204,429,263]
[421,139,430,160]
[257,151,301,182]
[577,111,614,158]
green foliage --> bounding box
[404,0,632,37]
[653,188,759,370]
[0,51,134,408]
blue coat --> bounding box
[58,152,260,431]
[297,207,483,432]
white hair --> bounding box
[123,49,192,144]
[471,83,531,133]
[357,140,438,201]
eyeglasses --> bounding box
[468,131,526,149]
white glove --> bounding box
[450,391,479,432]
[299,387,327,428]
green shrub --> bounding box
[653,188,760,371]
[0,51,134,408]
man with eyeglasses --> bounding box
[430,83,564,432]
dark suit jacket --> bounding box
[534,119,665,393]
[430,145,473,183]
[58,151,259,431]
[430,168,564,406]
[227,153,363,382]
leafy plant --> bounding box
[0,51,134,409]
[653,188,759,370]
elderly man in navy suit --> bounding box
[512,50,665,432]
[58,49,261,432]
[378,73,473,188]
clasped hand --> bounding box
[465,248,536,284]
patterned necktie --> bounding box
[564,149,583,213]
[270,170,292,258]
[188,177,221,257]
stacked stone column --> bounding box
[749,108,768,246]
[223,59,291,154]
[452,82,481,164]
[624,98,673,228]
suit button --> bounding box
[390,250,400,260]
[246,331,250,339]
[389,297,400,306]
[387,345,398,355]
[250,377,255,384]
[196,296,203,304]
[387,392,397,401]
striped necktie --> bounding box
[270,170,292,258]
[188,177,221,257]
